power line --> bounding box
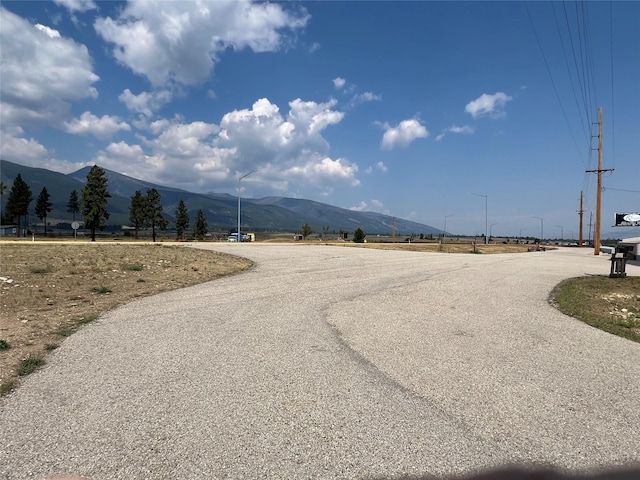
[563,2,588,128]
[609,2,616,171]
[525,2,585,165]
[602,186,640,194]
[552,2,590,150]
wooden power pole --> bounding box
[586,108,613,256]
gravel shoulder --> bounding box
[1,245,638,479]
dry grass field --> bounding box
[0,241,253,395]
[324,240,534,254]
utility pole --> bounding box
[586,108,613,255]
[588,211,593,246]
[392,217,396,243]
[578,191,584,247]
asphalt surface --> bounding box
[1,245,639,479]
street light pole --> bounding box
[532,216,543,243]
[555,225,564,242]
[519,228,527,244]
[471,193,488,244]
[490,223,499,243]
[443,214,455,243]
[237,169,256,242]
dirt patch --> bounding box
[0,241,252,395]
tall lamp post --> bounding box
[471,192,488,244]
[443,214,455,243]
[555,225,564,242]
[237,169,256,242]
[490,223,499,243]
[532,216,543,243]
[519,228,527,244]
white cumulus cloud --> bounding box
[333,77,346,89]
[92,96,357,195]
[435,125,475,141]
[348,91,382,107]
[349,199,384,212]
[0,132,49,164]
[119,89,173,117]
[349,201,368,212]
[35,24,61,38]
[465,92,512,119]
[53,0,97,12]
[0,130,91,174]
[375,161,388,172]
[64,111,131,139]
[381,119,429,150]
[0,8,99,130]
[95,0,309,87]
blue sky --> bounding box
[1,0,638,238]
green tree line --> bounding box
[2,165,206,242]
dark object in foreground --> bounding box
[376,467,640,480]
[609,253,628,278]
[454,468,640,480]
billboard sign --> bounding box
[614,213,640,227]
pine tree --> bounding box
[35,187,53,235]
[4,174,33,237]
[129,190,146,239]
[353,227,366,243]
[193,209,208,240]
[144,188,168,242]
[301,223,313,240]
[81,166,110,242]
[175,199,190,240]
[67,190,80,222]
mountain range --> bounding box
[0,160,440,236]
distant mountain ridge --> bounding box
[0,160,440,235]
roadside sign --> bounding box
[614,213,640,227]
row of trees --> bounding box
[128,192,209,241]
[2,166,110,241]
[4,168,365,243]
[3,165,215,242]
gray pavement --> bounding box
[1,245,639,479]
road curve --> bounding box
[1,245,638,479]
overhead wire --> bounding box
[555,2,596,207]
[609,1,616,172]
[602,187,640,194]
[524,2,585,168]
[551,2,590,151]
[563,1,591,137]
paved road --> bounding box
[1,245,639,479]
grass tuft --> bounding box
[30,266,53,274]
[44,343,59,351]
[91,286,112,294]
[1,380,16,396]
[16,355,46,376]
[55,325,76,337]
[54,314,100,338]
[0,339,10,350]
[124,264,144,271]
[75,314,99,326]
